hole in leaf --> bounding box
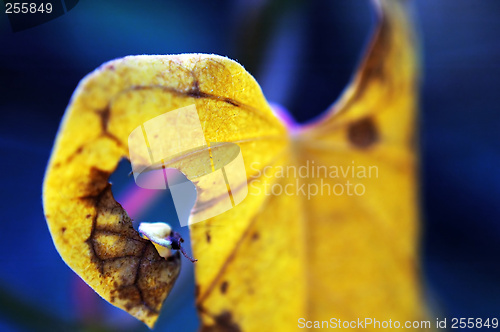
[110,159,196,228]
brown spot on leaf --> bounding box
[97,106,111,132]
[220,281,229,294]
[61,227,66,234]
[64,144,86,164]
[83,186,181,317]
[347,117,378,148]
[115,285,142,304]
[79,168,111,200]
[200,311,241,332]
[206,232,211,243]
[347,19,392,104]
[251,232,259,241]
[186,80,210,99]
[224,98,240,107]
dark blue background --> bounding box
[0,0,499,331]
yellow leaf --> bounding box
[191,0,426,330]
[42,53,286,328]
[43,0,426,329]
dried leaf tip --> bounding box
[139,222,197,263]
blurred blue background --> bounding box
[1,0,499,331]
